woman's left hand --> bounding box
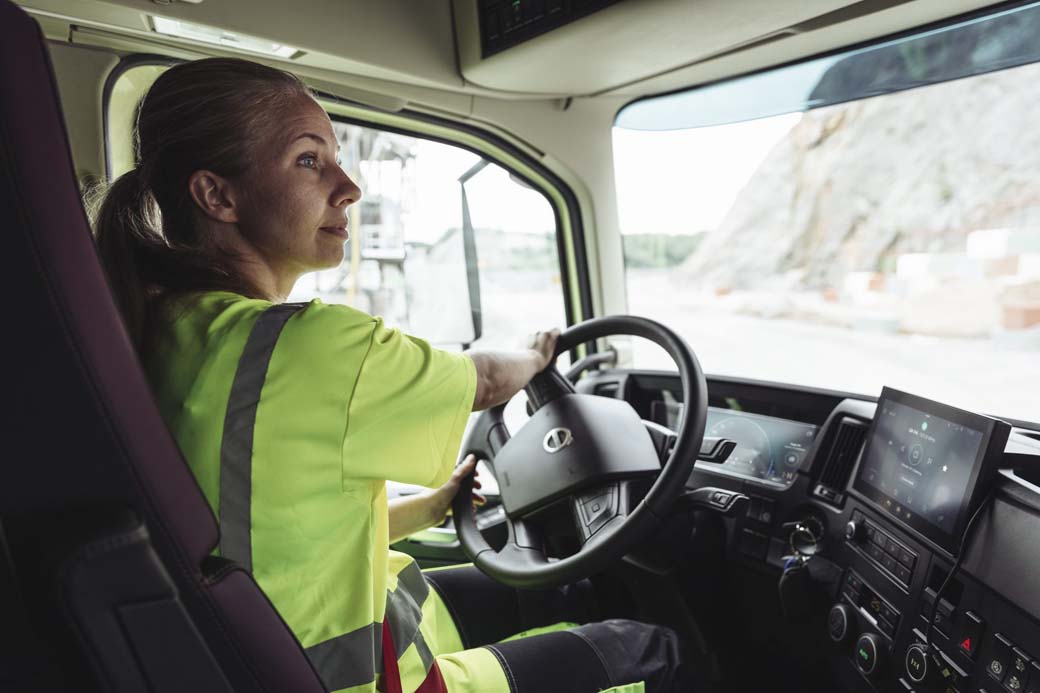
[426,454,485,526]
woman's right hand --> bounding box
[526,328,561,371]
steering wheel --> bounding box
[452,316,708,589]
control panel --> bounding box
[828,502,1040,693]
[840,570,902,641]
[846,510,919,589]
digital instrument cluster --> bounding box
[652,401,818,486]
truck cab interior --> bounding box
[3,1,1040,692]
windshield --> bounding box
[614,3,1040,425]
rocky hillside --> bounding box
[683,61,1040,290]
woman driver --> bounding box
[93,58,691,693]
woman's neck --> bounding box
[213,228,298,303]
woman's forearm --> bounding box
[388,493,438,544]
[466,329,559,411]
[467,350,544,411]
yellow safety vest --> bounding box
[147,291,479,692]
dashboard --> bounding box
[575,368,1040,693]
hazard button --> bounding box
[957,611,983,659]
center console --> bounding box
[824,388,1021,693]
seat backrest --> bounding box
[0,3,326,690]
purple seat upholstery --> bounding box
[0,2,327,690]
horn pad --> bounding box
[493,394,659,517]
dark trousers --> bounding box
[423,564,695,693]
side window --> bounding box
[288,121,568,351]
[104,66,569,350]
[106,64,165,179]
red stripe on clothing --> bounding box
[415,661,448,693]
[380,616,446,693]
[381,617,403,693]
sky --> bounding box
[612,112,801,236]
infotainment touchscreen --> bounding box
[852,388,1010,555]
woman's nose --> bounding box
[332,170,362,208]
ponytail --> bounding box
[92,166,161,347]
[92,164,262,350]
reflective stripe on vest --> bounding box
[218,302,305,571]
[219,303,438,691]
[305,561,436,690]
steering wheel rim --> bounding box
[452,315,708,589]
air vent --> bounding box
[592,382,619,398]
[813,417,868,505]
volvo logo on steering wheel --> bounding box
[542,427,574,454]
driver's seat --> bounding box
[0,2,328,690]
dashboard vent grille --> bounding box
[814,418,868,504]
[593,382,620,398]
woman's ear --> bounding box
[187,170,240,224]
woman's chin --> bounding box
[314,240,347,268]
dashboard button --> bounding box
[883,554,899,574]
[886,536,902,556]
[867,594,885,621]
[934,647,968,687]
[746,496,775,524]
[931,610,953,639]
[957,611,984,659]
[869,543,886,563]
[739,528,769,561]
[1005,648,1032,692]
[895,563,913,585]
[988,634,1014,682]
[899,547,917,568]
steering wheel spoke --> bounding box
[571,481,622,543]
[524,363,576,413]
[507,515,543,550]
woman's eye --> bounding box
[299,154,319,169]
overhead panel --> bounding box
[479,0,622,57]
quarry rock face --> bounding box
[683,61,1040,295]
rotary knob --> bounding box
[845,520,865,542]
[854,633,886,678]
[828,604,854,644]
[905,644,932,685]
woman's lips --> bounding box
[320,225,349,240]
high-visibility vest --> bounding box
[147,292,477,692]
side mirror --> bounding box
[403,160,487,347]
